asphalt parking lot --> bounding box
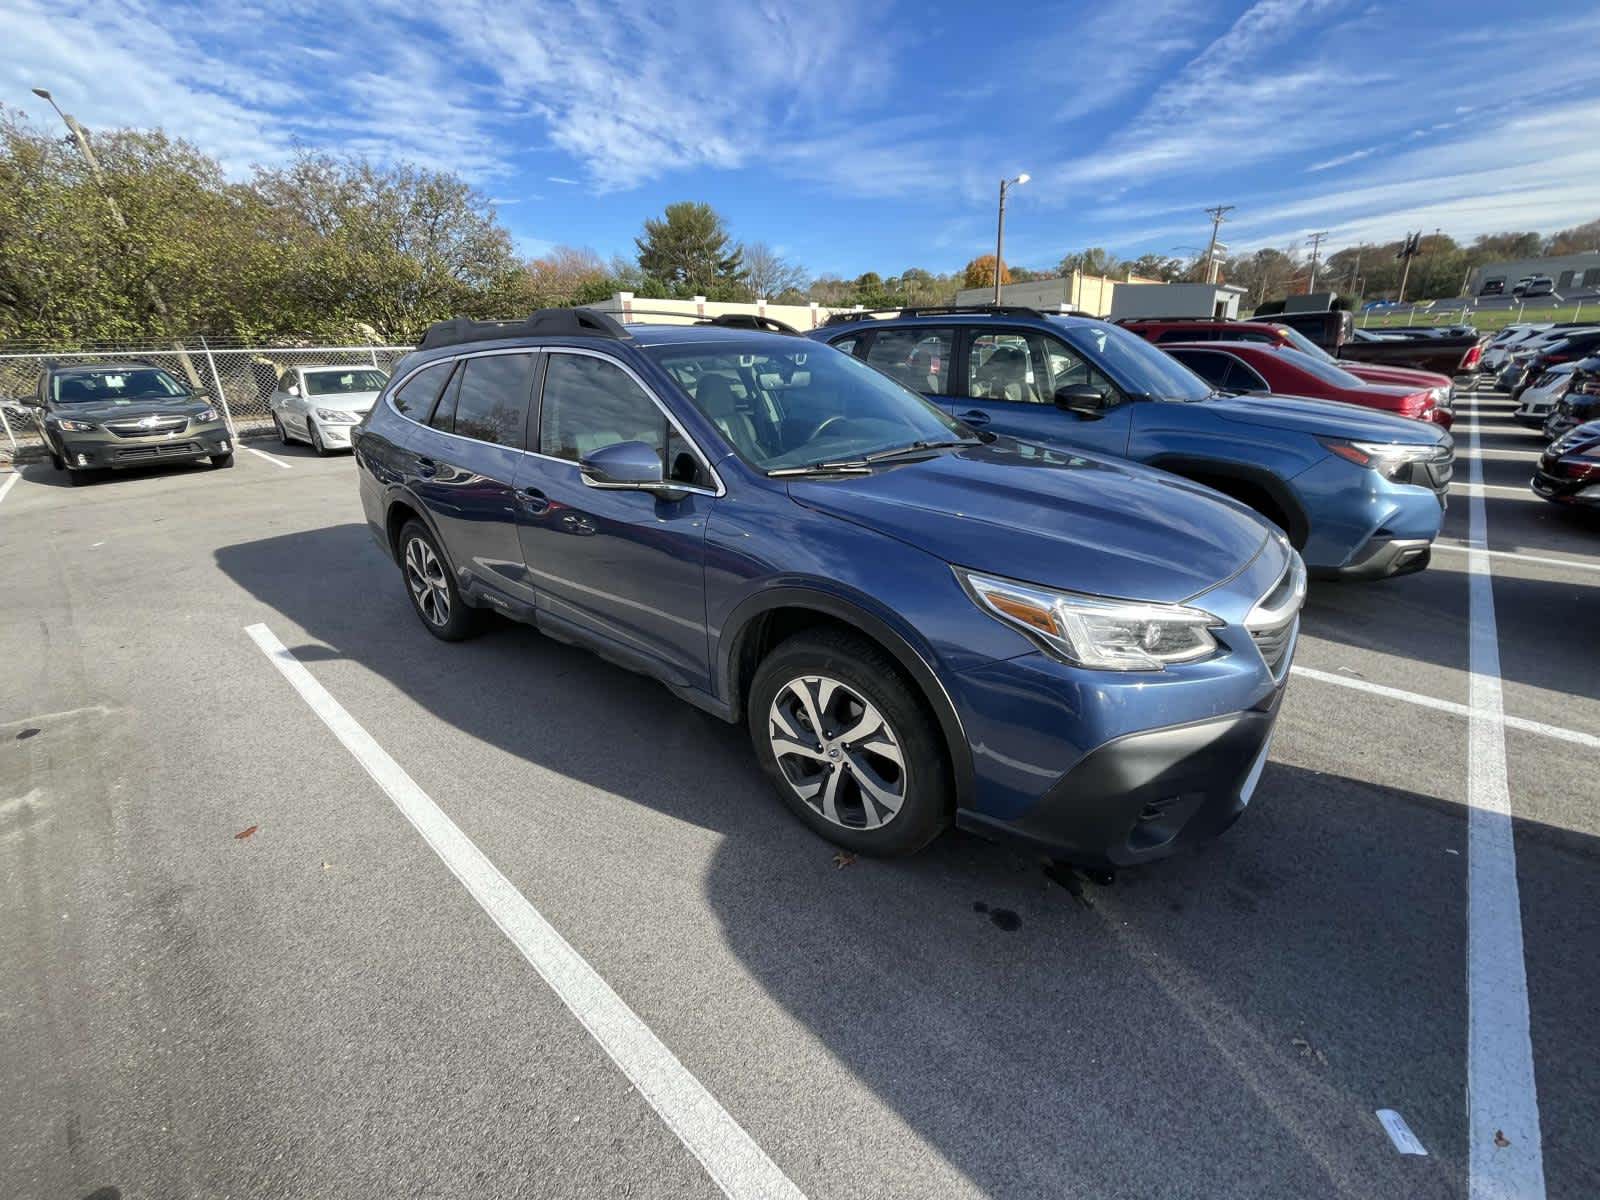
[2,387,1596,1200]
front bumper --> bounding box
[316,421,359,448]
[1328,535,1431,579]
[1531,468,1600,507]
[57,425,232,468]
[957,684,1284,868]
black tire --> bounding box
[272,412,290,445]
[211,452,234,468]
[310,421,330,457]
[396,519,480,641]
[748,628,951,856]
[50,451,65,471]
[68,468,92,487]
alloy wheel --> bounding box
[767,674,906,830]
[404,536,451,626]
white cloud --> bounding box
[547,177,580,185]
[1307,147,1375,172]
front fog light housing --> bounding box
[957,568,1222,670]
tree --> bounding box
[525,246,613,306]
[962,254,1010,290]
[1544,219,1600,256]
[1058,247,1120,278]
[742,242,806,299]
[634,201,745,297]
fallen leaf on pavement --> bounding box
[233,825,259,840]
[832,851,856,869]
[1494,1130,1510,1148]
[1291,1036,1329,1066]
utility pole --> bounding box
[1202,205,1234,285]
[31,87,202,387]
[1306,231,1329,293]
[993,173,1030,304]
[1395,231,1421,306]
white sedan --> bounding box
[268,365,389,454]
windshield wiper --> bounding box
[766,459,875,477]
[860,437,983,463]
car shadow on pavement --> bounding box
[214,524,1598,1200]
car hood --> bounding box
[305,390,381,411]
[1341,363,1451,389]
[785,440,1270,604]
[53,398,214,423]
[1204,390,1444,443]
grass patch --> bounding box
[1358,303,1596,332]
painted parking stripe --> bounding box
[1432,541,1600,575]
[0,471,19,507]
[243,622,807,1200]
[1289,667,1600,751]
[243,445,293,469]
[1450,481,1538,500]
[1461,406,1546,1196]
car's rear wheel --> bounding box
[397,520,479,641]
[748,629,951,856]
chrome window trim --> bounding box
[383,345,725,498]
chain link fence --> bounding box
[0,342,415,463]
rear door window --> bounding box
[863,328,954,395]
[451,353,536,447]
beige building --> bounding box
[953,271,1159,317]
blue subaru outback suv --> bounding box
[354,308,1305,867]
[812,307,1453,579]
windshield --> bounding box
[1280,348,1367,388]
[648,340,968,470]
[304,369,389,396]
[1056,321,1212,401]
[52,367,189,404]
[1270,323,1336,363]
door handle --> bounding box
[416,456,437,478]
[956,410,991,427]
[518,485,550,513]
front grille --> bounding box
[1250,615,1298,678]
[105,416,189,438]
[116,441,202,461]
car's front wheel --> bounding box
[272,411,290,444]
[211,452,234,468]
[397,520,480,641]
[748,628,951,856]
[310,421,330,456]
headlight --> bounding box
[53,417,96,432]
[315,408,358,423]
[195,406,219,423]
[1320,437,1443,482]
[957,568,1222,671]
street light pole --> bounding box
[993,173,1029,304]
[31,87,200,385]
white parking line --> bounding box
[1289,667,1600,751]
[243,622,806,1200]
[1451,481,1536,500]
[0,471,18,507]
[1462,407,1546,1196]
[1433,541,1600,575]
[243,445,293,469]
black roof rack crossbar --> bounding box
[420,307,631,350]
[600,308,800,335]
[823,304,1052,326]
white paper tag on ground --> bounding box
[1376,1109,1429,1156]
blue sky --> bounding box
[7,0,1600,278]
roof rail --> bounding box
[605,308,800,335]
[419,307,631,350]
[822,304,1053,326]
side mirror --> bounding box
[1054,385,1109,416]
[580,440,682,498]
